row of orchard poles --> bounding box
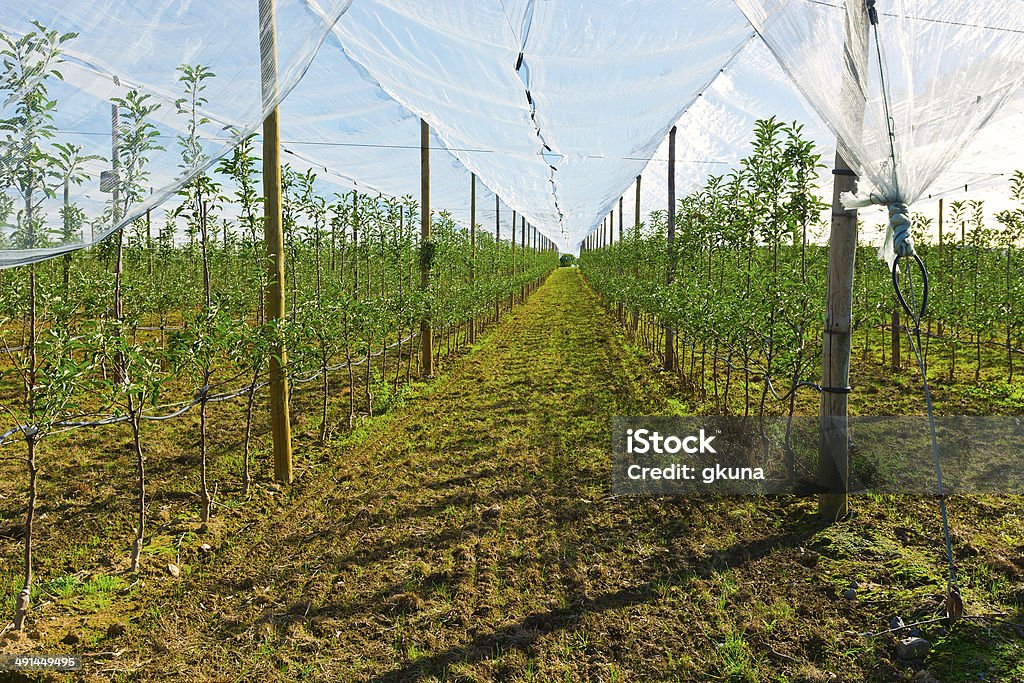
[581,3,869,524]
[260,0,554,483]
[580,178,641,253]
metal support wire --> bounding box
[871,0,961,623]
[0,331,417,447]
[893,254,962,623]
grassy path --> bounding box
[101,268,1024,682]
[125,266,688,680]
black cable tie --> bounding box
[832,168,858,177]
[866,0,878,26]
[515,52,524,70]
[821,385,853,394]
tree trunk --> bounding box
[199,386,211,523]
[129,404,145,573]
[243,379,256,495]
[320,348,330,442]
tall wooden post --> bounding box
[664,126,677,372]
[937,198,944,335]
[520,216,525,270]
[352,192,359,294]
[62,179,71,288]
[110,77,128,389]
[818,0,870,522]
[146,189,153,276]
[512,209,517,275]
[938,197,944,248]
[634,175,641,239]
[470,174,477,343]
[420,118,434,378]
[633,175,641,333]
[819,150,858,520]
[619,197,624,242]
[259,0,293,484]
[495,196,501,322]
[112,85,123,326]
[891,309,901,369]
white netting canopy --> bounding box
[2,0,1024,264]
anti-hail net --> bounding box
[734,0,1024,265]
[2,1,1024,264]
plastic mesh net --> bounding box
[2,1,1024,263]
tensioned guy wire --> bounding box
[868,0,962,623]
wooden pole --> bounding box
[420,118,434,378]
[937,198,944,335]
[352,193,359,294]
[664,126,677,372]
[520,216,525,271]
[819,150,858,521]
[619,196,624,242]
[633,175,641,333]
[146,188,153,275]
[470,173,477,343]
[495,195,501,322]
[891,309,901,369]
[62,178,71,288]
[634,175,641,238]
[818,0,870,522]
[938,197,944,248]
[259,0,293,484]
[112,85,122,324]
[512,209,517,275]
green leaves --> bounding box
[175,63,217,179]
[581,118,829,412]
[0,22,75,248]
[111,89,162,209]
